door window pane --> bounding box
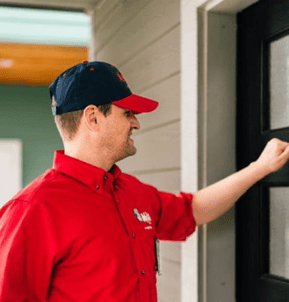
[270,36,289,130]
[270,187,289,278]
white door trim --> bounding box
[180,1,259,302]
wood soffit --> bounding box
[0,42,88,86]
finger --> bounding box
[280,145,289,161]
[280,143,289,153]
[271,139,289,151]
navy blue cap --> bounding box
[49,61,159,116]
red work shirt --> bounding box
[0,150,196,302]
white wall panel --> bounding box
[157,259,181,302]
[93,0,119,28]
[94,0,152,54]
[137,73,181,131]
[97,25,180,93]
[0,140,22,208]
[96,0,180,66]
[133,169,180,192]
[161,241,181,263]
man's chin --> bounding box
[115,147,137,163]
[126,145,137,157]
[127,147,137,157]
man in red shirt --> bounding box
[0,61,289,302]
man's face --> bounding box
[98,104,140,163]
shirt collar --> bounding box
[53,150,122,190]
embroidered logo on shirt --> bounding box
[133,209,152,230]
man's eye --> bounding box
[125,111,132,117]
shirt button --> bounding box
[141,270,145,276]
[96,185,100,190]
[132,233,136,238]
[114,185,118,189]
[104,175,108,180]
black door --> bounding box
[237,0,289,301]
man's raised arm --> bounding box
[192,138,289,225]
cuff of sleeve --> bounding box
[174,192,197,241]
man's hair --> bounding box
[52,96,112,141]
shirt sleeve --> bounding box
[0,198,58,301]
[153,190,197,241]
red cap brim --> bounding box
[111,94,159,114]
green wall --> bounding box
[0,85,63,187]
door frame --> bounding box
[180,0,259,301]
[236,1,289,299]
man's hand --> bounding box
[192,138,289,225]
[254,138,289,176]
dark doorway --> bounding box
[237,0,289,301]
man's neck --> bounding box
[64,148,114,172]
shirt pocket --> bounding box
[137,222,158,279]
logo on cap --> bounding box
[116,71,125,83]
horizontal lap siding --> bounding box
[116,25,180,92]
[157,259,181,302]
[119,121,180,172]
[95,0,180,68]
[133,169,180,192]
[137,73,180,128]
[92,0,182,301]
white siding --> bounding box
[91,0,183,301]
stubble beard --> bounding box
[125,138,137,157]
[113,138,137,163]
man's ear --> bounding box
[83,105,99,130]
[51,95,57,107]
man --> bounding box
[0,61,289,302]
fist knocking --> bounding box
[255,138,289,176]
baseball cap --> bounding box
[49,61,159,116]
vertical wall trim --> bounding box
[180,1,199,302]
[200,9,208,302]
[180,1,258,301]
[86,7,96,61]
[180,1,231,302]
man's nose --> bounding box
[131,115,140,130]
